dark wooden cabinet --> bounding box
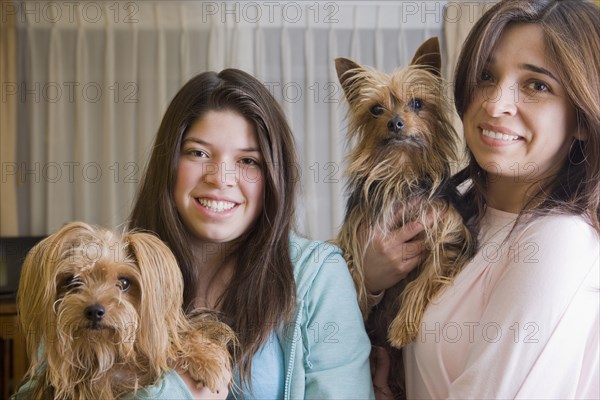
[0,301,27,400]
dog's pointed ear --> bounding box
[335,57,366,104]
[409,37,441,77]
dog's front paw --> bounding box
[186,343,232,392]
[179,368,230,399]
[179,310,237,393]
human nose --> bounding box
[482,81,518,117]
[203,161,238,188]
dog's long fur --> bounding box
[17,222,234,400]
[335,38,476,396]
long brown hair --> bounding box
[128,69,298,382]
[454,0,600,233]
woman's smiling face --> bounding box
[463,23,577,189]
[174,110,265,244]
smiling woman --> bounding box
[128,69,374,399]
[408,1,600,398]
[367,1,600,399]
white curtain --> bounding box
[3,0,465,240]
[1,4,19,236]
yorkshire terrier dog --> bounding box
[16,222,234,399]
[335,38,476,396]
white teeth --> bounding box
[198,198,236,212]
[482,129,519,141]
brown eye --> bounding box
[529,81,550,93]
[409,98,423,111]
[370,105,385,116]
[117,277,131,292]
[187,149,208,158]
[240,157,259,166]
[480,69,492,82]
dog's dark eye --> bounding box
[117,277,131,292]
[370,105,385,116]
[409,98,423,111]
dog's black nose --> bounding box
[84,304,106,322]
[387,116,405,133]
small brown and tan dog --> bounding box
[17,221,234,399]
[335,38,476,398]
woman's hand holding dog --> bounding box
[370,346,394,400]
[363,220,427,295]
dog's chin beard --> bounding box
[381,134,426,149]
[74,323,120,340]
[47,338,137,400]
[46,323,138,396]
[59,323,137,361]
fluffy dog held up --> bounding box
[13,221,234,400]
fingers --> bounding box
[371,347,394,400]
[398,237,426,261]
[371,346,391,382]
[363,217,431,292]
[399,250,423,274]
[395,219,426,242]
[375,227,426,262]
[374,218,426,246]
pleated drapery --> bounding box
[0,5,19,236]
[3,1,465,240]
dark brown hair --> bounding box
[128,69,298,382]
[454,0,600,233]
